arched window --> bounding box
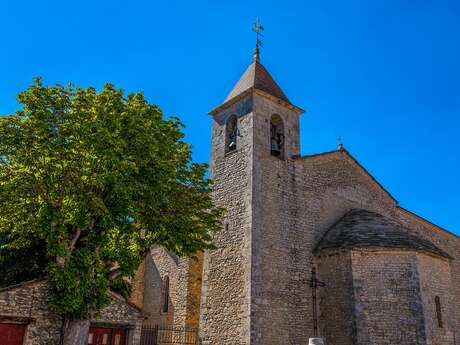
[163,275,170,313]
[225,115,238,153]
[435,296,443,328]
[270,114,285,158]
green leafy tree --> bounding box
[0,78,223,345]
[0,233,48,287]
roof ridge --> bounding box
[108,290,143,313]
[397,206,459,239]
[0,278,47,293]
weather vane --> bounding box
[252,18,265,49]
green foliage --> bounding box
[0,78,223,319]
[0,233,48,288]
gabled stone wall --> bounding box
[142,247,179,327]
[250,142,399,345]
[0,280,142,345]
[0,280,61,345]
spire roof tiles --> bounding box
[224,60,290,104]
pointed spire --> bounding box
[223,60,290,103]
[219,19,292,103]
[209,20,304,116]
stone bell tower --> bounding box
[199,45,304,345]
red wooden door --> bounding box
[88,327,126,345]
[0,323,26,345]
[111,329,125,345]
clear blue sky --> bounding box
[1,0,459,234]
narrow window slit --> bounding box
[435,295,443,328]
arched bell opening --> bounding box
[225,115,238,154]
[270,114,285,159]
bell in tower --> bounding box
[270,114,285,158]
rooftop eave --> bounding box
[397,206,459,240]
[208,87,305,116]
[314,246,453,261]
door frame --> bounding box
[88,324,131,345]
[0,322,28,345]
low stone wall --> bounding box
[0,280,142,345]
[0,280,61,345]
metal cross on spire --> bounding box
[252,19,264,62]
[337,135,344,150]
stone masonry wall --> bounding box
[199,95,254,345]
[250,94,306,345]
[173,258,189,328]
[351,250,426,345]
[0,280,142,345]
[0,280,61,345]
[96,294,143,345]
[185,253,204,328]
[397,209,460,344]
[173,253,203,329]
[139,245,200,330]
[283,148,460,345]
[316,251,355,345]
[201,88,460,345]
[142,246,179,327]
[250,101,399,345]
[129,258,145,310]
[292,151,402,343]
[417,253,455,345]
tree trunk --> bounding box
[61,319,90,345]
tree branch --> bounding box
[108,266,122,281]
[108,248,150,282]
[68,228,81,255]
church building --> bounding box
[131,45,460,345]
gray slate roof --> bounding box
[314,209,450,258]
[224,61,290,103]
